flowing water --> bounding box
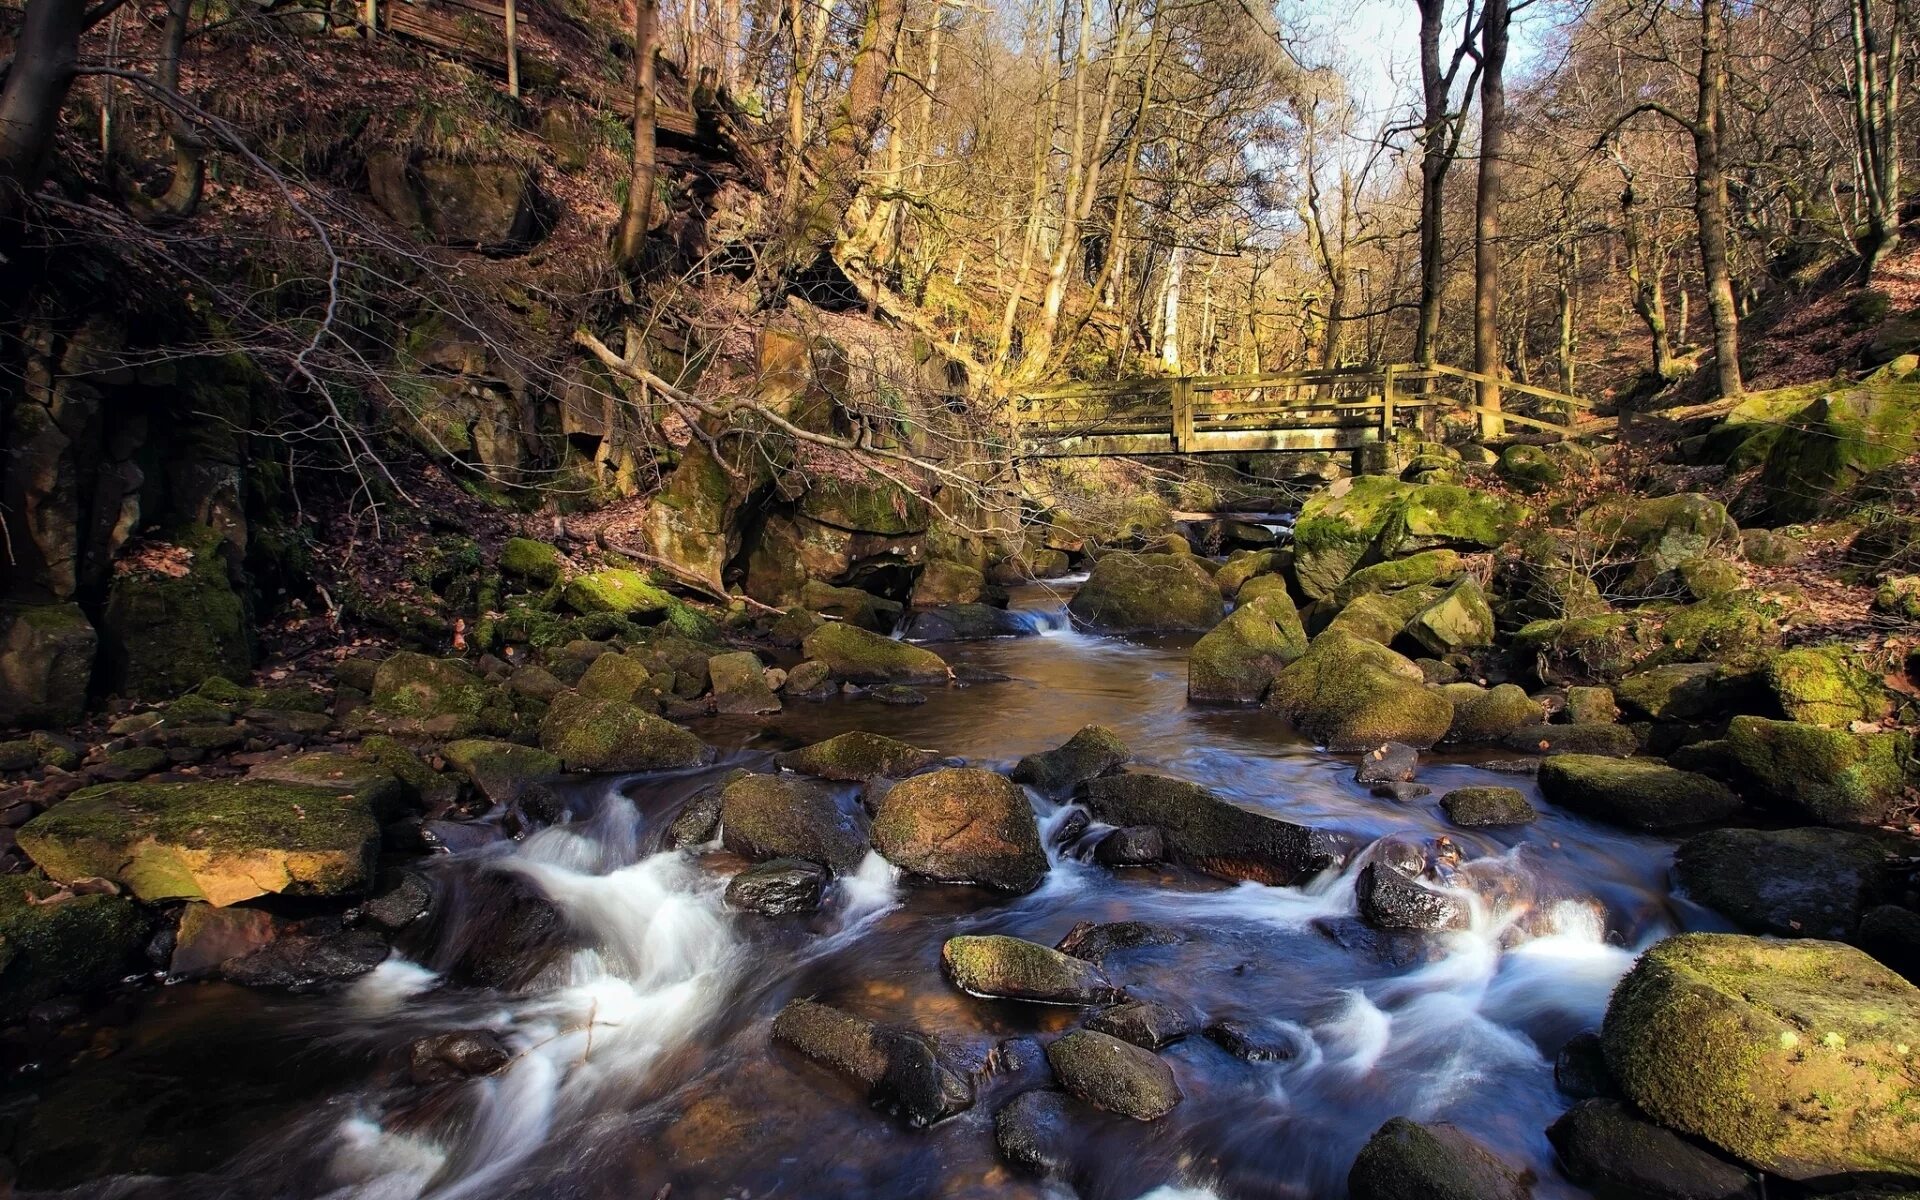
[21,579,1717,1200]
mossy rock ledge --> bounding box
[0,876,147,1017]
[1536,754,1739,830]
[801,622,951,686]
[18,780,379,906]
[538,692,711,771]
[1602,932,1920,1180]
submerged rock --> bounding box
[724,858,827,915]
[408,1030,513,1085]
[775,731,938,783]
[1067,552,1222,633]
[718,773,866,873]
[1266,630,1453,751]
[1082,773,1343,886]
[994,1089,1079,1174]
[871,767,1047,892]
[1347,1117,1532,1200]
[771,998,973,1127]
[1010,725,1129,797]
[1054,919,1179,963]
[1535,755,1739,830]
[1045,1030,1182,1120]
[801,623,951,685]
[1602,933,1920,1179]
[942,934,1116,1004]
[1355,741,1419,785]
[1547,1099,1758,1200]
[1674,827,1890,940]
[220,930,388,991]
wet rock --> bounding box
[168,901,276,977]
[1010,725,1129,797]
[1536,755,1739,831]
[408,1029,512,1084]
[505,782,568,837]
[220,930,388,991]
[443,871,568,989]
[1347,1117,1531,1200]
[506,664,567,703]
[0,603,96,728]
[351,871,433,931]
[775,731,940,782]
[1602,933,1920,1179]
[900,603,1032,642]
[1723,715,1912,826]
[994,1089,1078,1174]
[801,623,951,685]
[664,782,725,848]
[1068,552,1223,633]
[1187,593,1308,703]
[708,651,781,715]
[771,998,973,1127]
[575,651,657,705]
[1443,683,1545,744]
[537,692,711,772]
[1371,781,1431,803]
[1548,1099,1759,1200]
[1092,825,1165,867]
[720,773,866,873]
[440,739,560,806]
[1553,1031,1616,1101]
[1440,787,1537,827]
[1082,773,1343,886]
[1357,862,1466,932]
[943,934,1116,1004]
[1204,1019,1297,1062]
[1055,922,1177,969]
[0,875,146,1017]
[1674,827,1890,940]
[1355,742,1420,785]
[871,767,1047,891]
[868,684,926,705]
[1267,630,1454,750]
[800,581,903,633]
[1045,1029,1181,1120]
[1086,1001,1192,1049]
[724,858,827,915]
[18,779,378,905]
[1502,722,1638,757]
[1480,758,1540,774]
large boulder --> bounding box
[372,652,493,720]
[0,603,96,727]
[801,623,950,685]
[1602,933,1920,1179]
[99,526,250,699]
[561,569,676,619]
[900,603,1031,642]
[1547,1099,1759,1200]
[1291,478,1524,601]
[1081,773,1342,885]
[1536,755,1739,830]
[1330,549,1465,608]
[1675,827,1891,940]
[718,773,866,872]
[774,731,939,781]
[1214,548,1285,598]
[1578,493,1741,596]
[911,560,986,607]
[707,651,780,715]
[642,441,756,584]
[771,998,972,1127]
[18,780,378,906]
[1045,1030,1181,1121]
[799,474,929,536]
[1357,862,1466,932]
[1749,377,1920,523]
[538,692,711,771]
[1443,683,1543,744]
[1723,716,1912,826]
[1068,553,1222,633]
[372,155,541,250]
[1404,578,1495,656]
[1346,1117,1531,1200]
[0,875,146,1017]
[1614,662,1761,722]
[942,934,1115,1004]
[1266,630,1453,750]
[871,768,1047,892]
[1010,725,1129,797]
[1187,594,1307,703]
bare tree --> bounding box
[614,0,662,273]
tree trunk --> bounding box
[0,0,89,227]
[995,3,1066,369]
[1849,0,1902,276]
[1617,172,1673,378]
[1160,245,1185,371]
[613,0,660,273]
[1473,0,1510,434]
[1693,0,1742,397]
[152,0,206,221]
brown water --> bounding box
[17,582,1712,1200]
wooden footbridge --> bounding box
[1009,363,1593,458]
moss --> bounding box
[1009,725,1130,796]
[1656,597,1785,666]
[1393,483,1526,551]
[1327,590,1432,644]
[1565,685,1619,724]
[1348,1118,1528,1200]
[1266,630,1453,750]
[1872,575,1920,620]
[1188,595,1309,704]
[1678,556,1743,601]
[537,691,710,771]
[100,524,252,700]
[562,569,675,618]
[193,676,251,705]
[1496,443,1564,493]
[1615,662,1760,721]
[773,731,939,781]
[1331,550,1465,607]
[372,652,492,718]
[101,746,169,776]
[1440,787,1536,826]
[1443,683,1542,744]
[1601,933,1920,1179]
[1724,715,1912,825]
[161,694,232,726]
[0,877,146,1017]
[1512,614,1653,682]
[1214,548,1284,598]
[16,780,378,904]
[500,537,565,586]
[1753,379,1920,523]
[940,935,1113,1004]
[1537,754,1739,829]
[442,738,560,798]
[801,623,951,685]
[1067,553,1223,633]
[575,652,656,705]
[1579,494,1742,595]
[1405,577,1495,655]
[718,772,865,871]
[798,474,929,535]
[247,751,409,817]
[354,735,445,802]
[1766,645,1893,729]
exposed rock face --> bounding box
[775,731,940,781]
[1067,552,1223,633]
[1749,376,1920,522]
[18,780,378,906]
[1765,645,1892,729]
[1547,1099,1759,1200]
[871,768,1048,892]
[1578,492,1741,595]
[1266,630,1453,750]
[1346,1117,1532,1200]
[0,876,146,1017]
[1602,933,1920,1179]
[801,623,950,685]
[772,998,973,1127]
[1405,577,1496,656]
[538,692,710,771]
[942,934,1116,1004]
[1536,755,1739,830]
[1615,662,1761,722]
[1010,725,1129,797]
[1291,477,1524,601]
[643,441,759,585]
[0,603,97,727]
[1045,1030,1182,1120]
[1723,716,1912,826]
[1187,594,1307,703]
[1674,827,1891,940]
[1081,773,1342,885]
[718,773,867,872]
[911,559,987,607]
[370,154,543,250]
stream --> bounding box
[19,578,1717,1200]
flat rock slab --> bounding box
[1082,773,1344,885]
[1537,755,1739,830]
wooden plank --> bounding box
[1452,404,1575,435]
[1425,364,1595,410]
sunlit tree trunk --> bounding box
[1693,0,1742,396]
[1473,0,1510,435]
[613,0,660,272]
[1848,0,1902,276]
[1160,245,1185,371]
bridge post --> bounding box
[1380,364,1397,442]
[1171,378,1193,452]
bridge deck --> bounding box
[1011,364,1592,458]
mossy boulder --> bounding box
[1010,725,1129,797]
[1214,548,1284,598]
[872,768,1047,892]
[1326,588,1438,645]
[642,440,753,582]
[1657,596,1788,666]
[707,651,780,715]
[1512,613,1653,684]
[561,569,675,619]
[1537,755,1739,830]
[441,739,560,804]
[18,780,379,906]
[718,772,866,872]
[245,751,409,816]
[0,876,146,1017]
[499,538,565,586]
[1347,1117,1531,1200]
[1723,716,1912,826]
[1602,933,1920,1179]
[941,934,1114,1004]
[799,474,929,535]
[801,622,950,685]
[1505,722,1639,757]
[0,603,97,728]
[1188,595,1308,704]
[1440,787,1537,826]
[1678,555,1743,602]
[1330,550,1464,607]
[1766,645,1893,729]
[1405,577,1495,655]
[100,527,251,699]
[1565,685,1618,724]
[1676,827,1892,940]
[1579,493,1741,595]
[775,731,939,781]
[1615,662,1762,722]
[799,581,903,632]
[1495,442,1565,493]
[1750,378,1920,523]
[1875,575,1920,620]
[911,560,986,608]
[770,998,972,1128]
[372,652,492,719]
[1292,478,1520,602]
[1067,553,1222,633]
[1081,773,1343,885]
[1046,1030,1182,1121]
[537,691,710,771]
[575,651,658,705]
[1441,683,1542,744]
[1741,528,1807,567]
[1266,630,1454,750]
